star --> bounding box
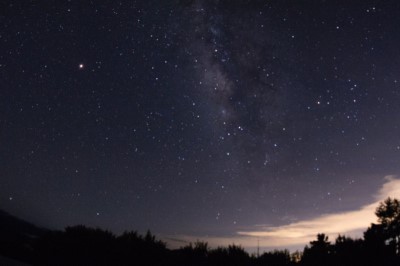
[2,0,400,255]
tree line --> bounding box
[1,197,400,265]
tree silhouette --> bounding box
[258,249,292,265]
[6,198,400,265]
[116,230,170,265]
[375,197,400,254]
[362,197,400,265]
[208,244,250,266]
[364,223,394,265]
[301,233,331,266]
[34,225,117,265]
[332,235,364,266]
[176,241,209,266]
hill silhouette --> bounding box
[0,210,48,264]
[1,197,400,265]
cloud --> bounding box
[237,175,400,247]
[165,176,400,251]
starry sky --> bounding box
[2,0,400,251]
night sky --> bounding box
[2,0,400,251]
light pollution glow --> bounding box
[166,175,400,252]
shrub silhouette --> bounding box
[258,249,292,266]
[175,241,209,266]
[3,197,400,265]
[34,225,117,265]
[208,244,250,266]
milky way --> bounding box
[1,0,400,250]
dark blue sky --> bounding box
[1,0,400,250]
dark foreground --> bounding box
[1,197,400,265]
